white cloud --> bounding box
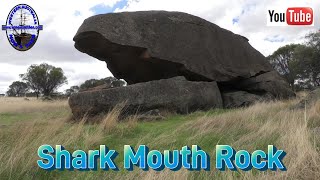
[117,0,320,56]
[0,0,319,93]
[0,0,119,93]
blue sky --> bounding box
[90,0,128,15]
[91,0,243,27]
[264,35,285,43]
[232,4,256,25]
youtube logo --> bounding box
[286,7,313,25]
[267,7,314,26]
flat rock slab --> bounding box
[69,77,223,119]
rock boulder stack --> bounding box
[70,11,295,119]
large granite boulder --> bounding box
[74,11,273,84]
[69,77,222,118]
[70,11,295,118]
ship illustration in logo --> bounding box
[12,9,33,49]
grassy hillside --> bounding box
[0,96,319,179]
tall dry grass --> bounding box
[0,97,68,114]
[0,98,139,179]
[149,100,320,180]
[0,97,319,179]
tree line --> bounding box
[267,31,320,91]
[6,63,125,98]
[64,77,126,96]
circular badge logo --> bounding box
[1,4,43,51]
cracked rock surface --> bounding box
[69,77,222,118]
[70,11,295,118]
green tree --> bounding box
[79,77,126,91]
[104,76,126,87]
[267,44,303,90]
[268,31,320,90]
[6,81,28,97]
[65,86,80,96]
[79,79,105,91]
[304,31,320,86]
[20,63,67,98]
[111,79,126,87]
[291,44,316,89]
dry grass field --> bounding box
[0,95,319,179]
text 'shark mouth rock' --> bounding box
[70,11,295,119]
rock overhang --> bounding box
[73,11,274,85]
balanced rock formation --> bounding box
[70,11,295,118]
